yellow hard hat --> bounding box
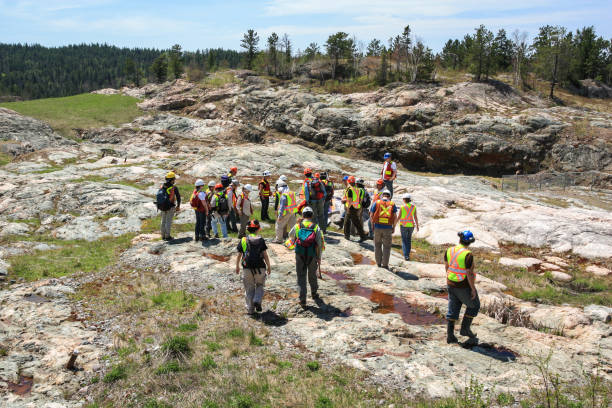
[165,171,176,179]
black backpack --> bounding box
[324,181,334,201]
[216,194,229,214]
[242,237,265,268]
[156,187,172,211]
[361,189,371,209]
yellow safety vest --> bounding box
[446,244,471,282]
[344,186,361,209]
[282,191,298,216]
[399,203,416,227]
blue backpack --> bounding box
[156,187,172,211]
[295,221,317,257]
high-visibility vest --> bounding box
[344,186,361,209]
[300,177,311,200]
[226,187,237,208]
[372,200,395,225]
[162,185,176,204]
[446,244,472,282]
[382,161,395,180]
[240,233,259,252]
[260,179,271,197]
[399,203,416,227]
[284,219,325,251]
[373,190,382,203]
[282,191,298,216]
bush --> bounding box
[161,336,192,358]
[307,361,320,372]
[103,364,127,383]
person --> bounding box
[156,171,181,241]
[285,206,324,308]
[227,166,238,179]
[275,181,297,243]
[320,172,334,234]
[368,179,386,238]
[302,169,326,230]
[190,179,209,242]
[274,175,288,212]
[356,178,371,237]
[338,175,349,228]
[369,189,397,269]
[237,184,254,238]
[235,220,271,315]
[205,181,216,237]
[342,176,368,242]
[259,171,272,221]
[398,193,419,261]
[210,183,230,238]
[445,230,479,344]
[225,179,239,233]
[381,152,397,197]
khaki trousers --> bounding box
[243,268,266,313]
[374,227,393,267]
[275,213,295,242]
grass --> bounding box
[201,71,240,89]
[150,291,196,311]
[103,365,127,383]
[155,360,181,375]
[0,152,12,166]
[0,93,142,140]
[161,336,192,359]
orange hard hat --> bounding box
[314,172,320,178]
[247,219,260,230]
[347,176,356,184]
[304,168,312,175]
[376,179,384,186]
[215,183,223,189]
[230,167,238,173]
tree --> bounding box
[124,57,136,85]
[366,39,383,56]
[407,39,425,82]
[492,29,513,71]
[240,29,259,70]
[150,53,168,83]
[267,32,279,75]
[281,33,292,64]
[468,25,494,81]
[531,25,572,98]
[572,26,609,81]
[304,42,319,61]
[325,31,353,79]
[376,47,389,85]
[511,29,529,87]
[168,44,183,79]
[400,25,412,74]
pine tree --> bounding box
[267,33,279,75]
[240,29,259,70]
[168,44,184,79]
[150,54,168,83]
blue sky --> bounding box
[1,0,610,53]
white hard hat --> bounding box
[302,206,313,216]
[279,175,288,182]
[278,181,288,188]
[208,180,216,187]
[244,184,253,192]
[263,171,271,177]
[195,179,205,187]
[381,189,392,196]
[402,193,411,200]
[231,178,239,185]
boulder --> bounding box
[0,108,72,152]
[498,257,542,269]
[585,265,611,277]
[549,271,573,282]
[584,305,612,323]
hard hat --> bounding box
[165,171,176,179]
[303,168,312,175]
[458,230,476,244]
[356,178,364,185]
[279,175,288,182]
[214,183,223,189]
[376,179,384,186]
[230,166,238,173]
[263,171,271,177]
[195,179,205,187]
[244,184,253,192]
[343,175,349,181]
[278,181,288,188]
[383,152,391,159]
[247,219,261,230]
[231,179,239,185]
[347,176,356,184]
[401,193,411,200]
[208,180,216,187]
[381,189,391,196]
[302,206,314,217]
[314,172,320,179]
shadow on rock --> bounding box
[395,271,419,281]
[306,298,351,321]
[168,237,192,245]
[462,341,518,363]
[257,310,289,327]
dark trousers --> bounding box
[226,208,238,232]
[296,254,318,302]
[260,197,270,220]
[344,206,366,240]
[383,180,394,198]
[194,211,207,239]
[446,285,480,320]
[206,211,213,235]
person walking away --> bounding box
[320,172,334,234]
[356,178,371,237]
[342,176,368,242]
[259,171,272,221]
[225,179,239,233]
[274,181,297,243]
[381,152,397,197]
[235,220,271,314]
[237,184,254,238]
[368,179,385,238]
[445,230,479,344]
[210,183,230,238]
[205,181,216,237]
[369,189,397,269]
[227,166,238,179]
[190,179,209,242]
[285,207,324,308]
[302,169,326,230]
[156,171,181,241]
[398,193,419,261]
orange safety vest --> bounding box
[446,245,471,282]
[382,161,395,181]
[399,203,415,227]
[372,190,382,202]
[372,200,395,225]
[344,186,361,209]
[163,185,176,204]
[260,179,271,197]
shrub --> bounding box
[161,336,192,358]
[307,361,320,372]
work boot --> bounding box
[460,316,477,338]
[447,320,458,344]
[254,302,262,312]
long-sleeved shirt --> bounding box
[163,182,181,208]
[303,178,326,203]
[277,186,290,217]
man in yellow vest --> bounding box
[445,230,479,344]
[398,193,420,261]
[274,181,297,243]
[157,171,181,241]
[369,189,397,269]
[341,176,368,242]
[381,152,397,197]
[259,171,272,221]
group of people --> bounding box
[155,152,480,343]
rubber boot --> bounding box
[446,320,458,344]
[460,316,477,338]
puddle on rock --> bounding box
[350,253,376,265]
[323,271,351,281]
[203,253,230,262]
[8,376,33,396]
[325,274,444,325]
[23,294,48,303]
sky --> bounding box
[1,0,611,53]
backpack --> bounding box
[221,175,231,188]
[241,237,265,269]
[324,181,334,201]
[295,221,317,256]
[361,189,371,209]
[308,179,325,201]
[190,190,200,209]
[216,194,229,214]
[156,187,172,211]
